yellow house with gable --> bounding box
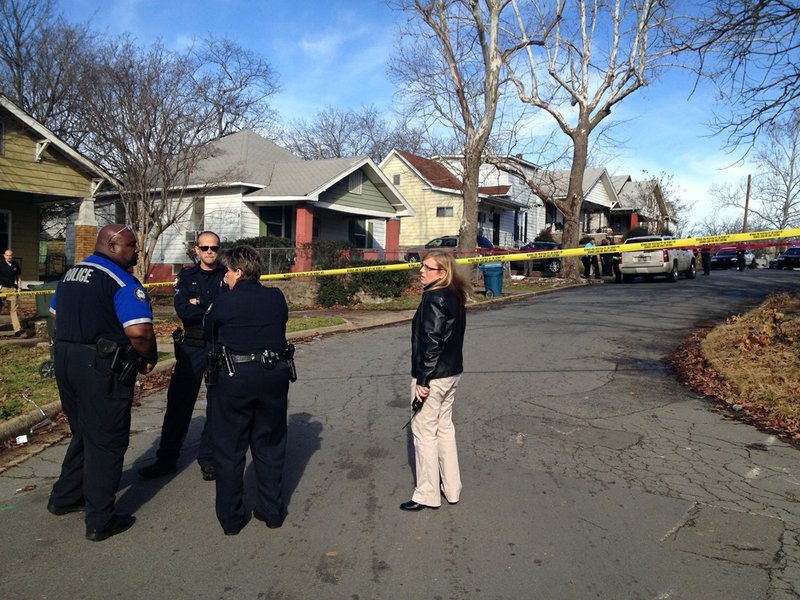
[0,94,114,281]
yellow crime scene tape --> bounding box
[3,227,799,298]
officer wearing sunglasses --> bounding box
[139,231,226,481]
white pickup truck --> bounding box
[619,235,696,283]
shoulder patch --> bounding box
[135,287,148,302]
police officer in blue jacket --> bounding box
[47,224,157,542]
[204,245,292,535]
[139,231,226,481]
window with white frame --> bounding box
[348,171,363,194]
[436,206,454,217]
[393,174,400,185]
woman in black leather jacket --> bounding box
[401,251,470,512]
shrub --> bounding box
[534,229,556,242]
[316,276,354,307]
[349,260,412,298]
[307,240,352,269]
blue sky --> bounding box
[61,0,749,229]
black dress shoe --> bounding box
[399,500,438,511]
[200,464,216,481]
[47,500,85,516]
[253,508,284,529]
[138,462,177,479]
[86,513,136,542]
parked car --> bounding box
[509,241,562,275]
[404,235,493,262]
[769,257,780,269]
[710,248,756,270]
[619,235,696,283]
[775,246,800,269]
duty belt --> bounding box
[218,345,297,382]
[229,349,285,363]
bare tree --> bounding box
[501,0,695,276]
[690,0,800,146]
[0,0,96,145]
[390,0,554,258]
[690,214,745,237]
[711,110,800,232]
[79,36,278,280]
[192,35,280,138]
[280,104,436,162]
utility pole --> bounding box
[742,174,751,233]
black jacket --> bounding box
[174,263,226,331]
[204,279,287,354]
[411,284,466,387]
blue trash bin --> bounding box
[480,263,504,297]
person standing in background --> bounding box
[583,240,600,280]
[700,246,712,276]
[599,238,613,277]
[0,249,25,337]
[139,231,226,481]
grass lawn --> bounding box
[1,315,347,422]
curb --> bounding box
[0,400,62,445]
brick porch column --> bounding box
[292,204,314,273]
[630,212,639,230]
[385,218,401,261]
[74,197,98,263]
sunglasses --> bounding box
[198,245,220,252]
[108,225,133,243]
[421,264,443,271]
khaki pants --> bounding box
[410,375,462,507]
[8,294,22,333]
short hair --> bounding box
[196,231,220,244]
[219,245,262,280]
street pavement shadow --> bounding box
[115,418,206,514]
[242,411,322,513]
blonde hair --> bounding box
[422,251,471,304]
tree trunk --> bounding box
[560,131,590,280]
[458,153,481,259]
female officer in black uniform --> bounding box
[204,246,291,535]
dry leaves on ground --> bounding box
[672,292,800,442]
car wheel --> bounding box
[485,289,495,299]
[406,253,420,263]
[685,259,696,279]
[748,261,756,270]
[667,263,679,282]
[622,274,634,283]
[547,259,560,274]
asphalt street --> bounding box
[0,269,798,599]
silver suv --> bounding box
[619,235,696,283]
